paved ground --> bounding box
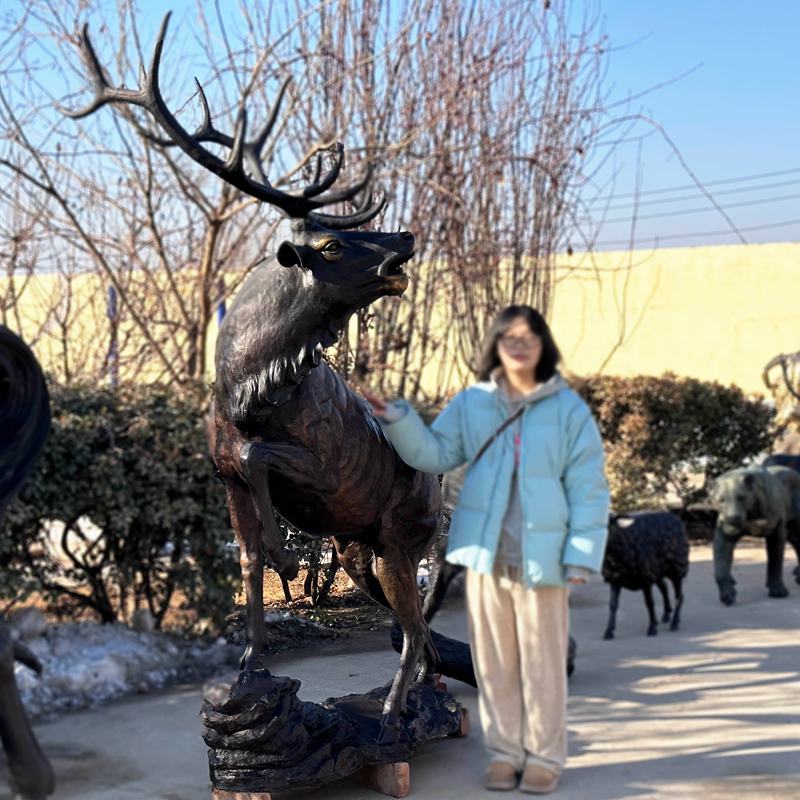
[2,542,800,799]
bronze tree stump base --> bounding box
[203,669,466,795]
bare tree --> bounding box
[0,2,282,387]
[0,0,623,398]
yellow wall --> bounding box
[4,241,798,396]
[549,242,799,396]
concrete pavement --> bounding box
[2,541,800,799]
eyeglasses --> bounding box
[499,334,541,350]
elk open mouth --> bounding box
[378,249,414,277]
[378,250,413,295]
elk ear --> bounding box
[277,241,307,268]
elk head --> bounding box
[66,13,413,308]
[277,216,412,308]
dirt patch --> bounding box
[223,567,395,655]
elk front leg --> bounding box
[0,621,55,800]
[373,547,431,727]
[226,483,271,670]
[240,443,300,581]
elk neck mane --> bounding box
[215,258,351,430]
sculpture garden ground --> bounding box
[2,539,798,800]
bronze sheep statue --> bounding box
[602,511,689,639]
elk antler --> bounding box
[66,13,385,227]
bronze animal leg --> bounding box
[373,547,431,719]
[0,622,55,800]
[603,584,620,640]
[335,539,391,608]
[656,577,672,623]
[239,443,300,581]
[788,522,800,584]
[765,522,789,598]
[225,482,271,670]
[643,584,658,636]
[669,575,684,631]
[713,527,739,606]
[420,528,463,623]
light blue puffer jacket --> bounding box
[380,374,610,587]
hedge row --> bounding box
[0,385,238,632]
[576,373,775,509]
[0,373,775,626]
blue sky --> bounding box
[22,0,798,251]
[592,0,800,248]
[134,1,800,249]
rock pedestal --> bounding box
[202,668,466,795]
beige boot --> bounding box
[519,762,560,794]
[483,760,519,791]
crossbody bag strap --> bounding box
[469,404,527,468]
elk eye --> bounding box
[320,239,344,261]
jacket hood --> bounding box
[488,367,567,408]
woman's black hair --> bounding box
[476,305,561,382]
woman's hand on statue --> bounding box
[361,388,388,416]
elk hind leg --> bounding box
[335,539,391,608]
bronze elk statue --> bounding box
[69,15,444,728]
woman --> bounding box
[363,305,609,794]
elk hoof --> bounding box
[646,625,658,636]
[240,644,269,671]
[377,713,401,745]
[603,630,614,640]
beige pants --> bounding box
[465,566,569,772]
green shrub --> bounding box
[0,383,239,633]
[576,373,776,509]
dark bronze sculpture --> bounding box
[711,465,800,605]
[0,326,55,800]
[68,15,464,792]
[69,12,439,718]
[602,512,689,639]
